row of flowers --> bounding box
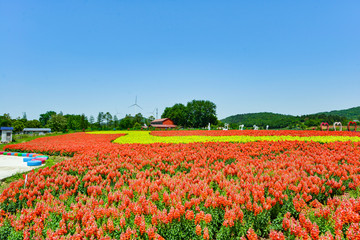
[1,132,360,239]
[91,131,360,144]
[151,130,360,137]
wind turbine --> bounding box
[148,108,159,119]
[129,96,143,115]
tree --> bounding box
[47,114,67,132]
[25,120,42,128]
[80,114,88,130]
[21,112,27,123]
[0,114,12,127]
[119,115,134,129]
[148,116,155,122]
[89,116,95,125]
[39,111,56,126]
[105,112,113,128]
[186,100,217,128]
[113,115,119,128]
[134,113,143,125]
[161,103,188,126]
[97,112,104,128]
[12,120,25,133]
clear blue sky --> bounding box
[1,1,359,120]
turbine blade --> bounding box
[135,104,143,110]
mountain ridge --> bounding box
[221,106,360,129]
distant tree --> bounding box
[134,113,143,125]
[186,100,217,128]
[119,115,134,129]
[47,114,67,132]
[146,115,155,126]
[80,114,88,130]
[148,116,155,122]
[39,111,56,126]
[64,114,80,130]
[133,122,142,130]
[105,112,112,128]
[97,112,104,128]
[12,120,25,133]
[113,115,119,128]
[162,103,188,126]
[21,112,27,123]
[0,114,12,127]
[89,115,95,125]
[25,120,42,128]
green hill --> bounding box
[317,106,360,120]
[221,106,360,129]
[221,112,299,129]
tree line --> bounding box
[0,111,154,133]
[2,102,358,132]
[161,100,218,128]
[222,112,353,130]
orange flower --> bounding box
[196,224,202,236]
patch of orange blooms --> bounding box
[1,132,360,239]
[151,129,360,137]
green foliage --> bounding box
[162,100,217,128]
[300,114,347,128]
[119,115,134,130]
[25,119,41,128]
[187,100,217,128]
[162,103,187,126]
[64,114,89,130]
[222,112,299,129]
[39,111,56,126]
[12,120,25,133]
[317,106,360,120]
[47,114,67,132]
[0,114,12,127]
[222,112,350,129]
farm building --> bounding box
[150,118,177,129]
[23,128,51,135]
[1,127,13,143]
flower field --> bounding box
[1,131,360,239]
[95,130,360,144]
[151,130,360,137]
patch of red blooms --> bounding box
[1,132,360,239]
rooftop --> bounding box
[23,128,51,132]
[0,127,13,131]
[151,118,169,123]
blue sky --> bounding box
[1,1,359,120]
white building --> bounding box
[1,127,13,143]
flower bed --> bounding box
[151,129,360,137]
[1,132,360,239]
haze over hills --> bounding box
[221,106,360,129]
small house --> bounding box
[23,128,51,135]
[1,127,13,143]
[150,118,177,129]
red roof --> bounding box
[151,118,169,123]
[150,124,177,128]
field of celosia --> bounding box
[1,131,360,239]
[98,130,360,144]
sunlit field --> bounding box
[2,130,360,239]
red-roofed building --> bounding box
[150,118,177,129]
